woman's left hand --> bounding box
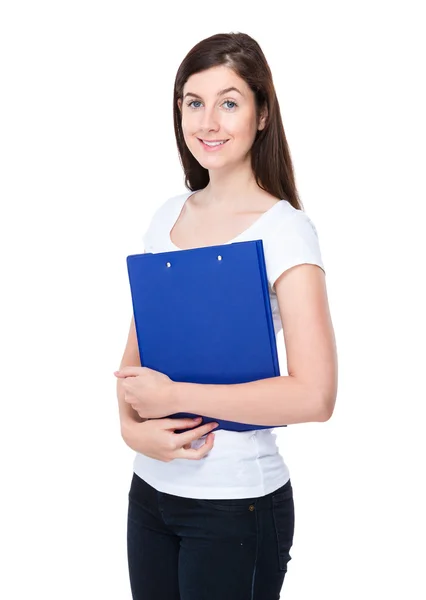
[114,366,176,419]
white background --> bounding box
[1,1,425,598]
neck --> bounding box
[203,158,262,210]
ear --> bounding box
[258,105,268,131]
[177,98,182,112]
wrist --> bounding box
[172,381,187,413]
[121,417,146,442]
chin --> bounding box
[196,157,231,171]
[187,148,222,167]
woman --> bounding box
[115,32,338,600]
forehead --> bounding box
[183,65,250,97]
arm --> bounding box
[117,314,147,437]
[173,264,338,426]
[117,315,220,461]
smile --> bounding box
[198,139,229,151]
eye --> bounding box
[187,100,202,109]
[223,100,237,110]
[185,99,238,110]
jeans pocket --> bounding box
[195,497,258,513]
[271,488,295,572]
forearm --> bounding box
[116,315,148,439]
[173,375,327,426]
[116,364,147,437]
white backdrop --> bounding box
[1,1,425,598]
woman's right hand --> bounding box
[121,416,219,462]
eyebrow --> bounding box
[183,87,244,100]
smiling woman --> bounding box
[181,84,243,149]
[177,71,266,168]
[118,31,338,600]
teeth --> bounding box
[203,140,226,146]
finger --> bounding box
[114,367,143,378]
[178,432,216,460]
[124,394,137,405]
[177,422,219,445]
[162,417,204,430]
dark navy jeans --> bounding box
[127,472,295,599]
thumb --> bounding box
[114,366,143,378]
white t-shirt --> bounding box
[132,191,325,499]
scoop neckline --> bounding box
[169,191,285,250]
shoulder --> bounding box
[262,201,325,292]
[264,201,322,252]
[142,191,190,250]
[150,191,189,221]
[272,201,320,236]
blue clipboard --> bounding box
[126,240,285,432]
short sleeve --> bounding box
[140,194,183,253]
[264,210,325,293]
[142,225,152,252]
[141,203,166,252]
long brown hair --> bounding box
[173,32,303,211]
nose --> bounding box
[199,105,220,132]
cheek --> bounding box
[181,113,199,136]
[225,122,257,149]
[233,121,254,137]
[225,110,257,137]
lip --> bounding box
[198,138,229,152]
